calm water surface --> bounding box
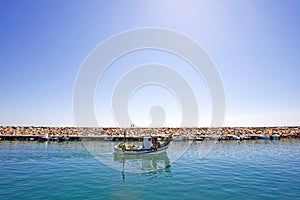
[0,139,300,199]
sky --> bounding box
[0,0,299,127]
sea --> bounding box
[0,139,300,199]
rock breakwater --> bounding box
[0,126,299,141]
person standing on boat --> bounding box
[152,137,158,151]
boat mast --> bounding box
[123,129,126,144]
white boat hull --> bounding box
[114,143,170,155]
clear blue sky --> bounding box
[0,0,299,127]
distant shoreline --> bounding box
[0,126,299,141]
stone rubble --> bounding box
[0,126,299,139]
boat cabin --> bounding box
[143,137,152,149]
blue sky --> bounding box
[0,0,299,127]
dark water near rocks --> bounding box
[0,139,300,199]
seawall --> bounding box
[0,126,299,141]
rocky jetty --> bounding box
[0,126,299,141]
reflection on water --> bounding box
[114,152,171,180]
[114,151,170,170]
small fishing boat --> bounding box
[37,133,49,142]
[233,134,241,140]
[193,136,204,141]
[271,134,280,140]
[114,132,171,155]
[259,135,270,140]
[57,135,69,142]
[172,134,183,141]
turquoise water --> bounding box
[0,139,300,199]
